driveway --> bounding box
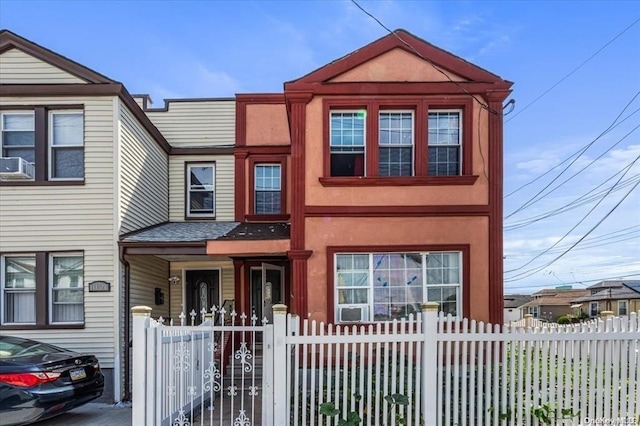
[32,403,131,425]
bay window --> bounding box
[335,251,462,322]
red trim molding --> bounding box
[234,150,248,221]
[326,244,470,324]
[305,205,489,217]
[318,176,478,187]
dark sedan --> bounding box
[0,336,104,426]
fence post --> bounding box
[422,302,439,425]
[131,306,152,426]
[600,310,614,319]
[524,313,533,328]
[272,304,288,426]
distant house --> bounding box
[520,288,590,321]
[571,280,640,317]
[503,294,533,323]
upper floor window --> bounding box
[379,111,414,176]
[618,300,627,316]
[0,107,85,184]
[1,252,84,327]
[187,163,215,218]
[330,111,365,176]
[49,111,84,180]
[428,110,461,176]
[334,251,461,322]
[254,164,282,214]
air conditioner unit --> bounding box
[338,306,368,323]
[0,157,34,180]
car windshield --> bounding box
[0,337,66,359]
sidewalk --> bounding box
[33,403,132,426]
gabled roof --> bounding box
[522,289,590,307]
[285,29,512,88]
[0,29,116,84]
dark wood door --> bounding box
[185,270,219,324]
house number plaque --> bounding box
[88,281,111,292]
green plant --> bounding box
[319,401,362,426]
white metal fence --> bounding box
[133,305,639,426]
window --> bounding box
[49,254,84,324]
[1,112,35,168]
[590,302,599,317]
[187,163,215,218]
[2,256,36,324]
[49,111,84,180]
[0,107,85,184]
[330,111,365,176]
[254,164,281,214]
[618,300,628,316]
[1,252,84,327]
[379,111,413,176]
[335,251,461,321]
[528,306,539,318]
[428,110,461,176]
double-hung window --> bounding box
[1,112,36,180]
[589,301,599,317]
[428,110,462,176]
[335,251,461,322]
[1,256,36,324]
[330,111,365,176]
[618,300,628,316]
[187,163,215,218]
[1,253,84,327]
[254,164,282,214]
[379,111,413,176]
[49,111,84,180]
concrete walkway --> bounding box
[32,403,132,426]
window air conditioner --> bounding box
[338,306,368,323]
[0,157,35,180]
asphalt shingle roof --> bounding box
[121,222,290,243]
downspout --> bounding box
[119,245,132,402]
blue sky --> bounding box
[1,0,639,294]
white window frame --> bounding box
[329,110,367,176]
[590,301,599,317]
[428,109,463,176]
[1,254,37,325]
[528,306,539,318]
[186,163,216,218]
[378,110,414,177]
[1,111,36,172]
[254,163,282,214]
[618,300,628,316]
[48,253,84,325]
[334,251,462,322]
[48,110,84,181]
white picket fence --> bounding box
[132,305,640,426]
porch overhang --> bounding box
[206,239,290,257]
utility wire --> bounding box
[505,91,640,218]
[504,171,640,282]
[505,153,639,273]
[505,17,640,124]
[504,106,640,198]
[349,0,501,116]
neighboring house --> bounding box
[504,294,533,323]
[0,29,512,402]
[571,280,640,317]
[520,288,590,321]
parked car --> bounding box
[0,336,104,426]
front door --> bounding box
[250,263,283,324]
[185,270,220,325]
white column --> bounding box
[421,302,439,425]
[131,306,152,426]
[272,304,288,425]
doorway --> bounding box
[250,263,284,325]
[185,269,220,325]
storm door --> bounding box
[250,263,284,325]
[185,270,220,325]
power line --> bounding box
[505,17,640,124]
[349,0,501,116]
[505,90,640,218]
[504,167,640,282]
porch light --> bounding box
[168,276,180,285]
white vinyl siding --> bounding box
[144,100,235,148]
[118,102,169,234]
[0,49,86,84]
[0,96,118,367]
[169,155,234,221]
[128,255,170,320]
[169,260,235,321]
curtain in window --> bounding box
[5,292,36,323]
[51,256,83,323]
